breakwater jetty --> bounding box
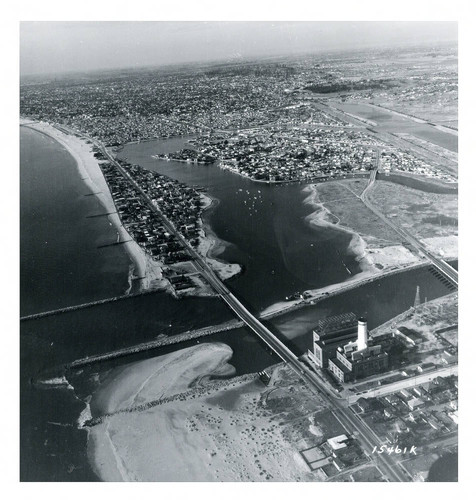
[97,239,132,249]
[258,261,433,321]
[20,287,165,322]
[80,367,284,427]
[62,263,432,370]
[66,319,244,370]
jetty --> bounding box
[86,211,117,218]
[97,239,132,249]
[20,287,165,322]
[66,319,244,369]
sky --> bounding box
[20,21,457,76]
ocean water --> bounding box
[20,126,132,316]
[19,128,236,481]
[19,127,267,480]
[21,127,457,481]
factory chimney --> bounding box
[357,317,368,351]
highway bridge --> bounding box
[78,128,408,481]
[34,122,428,480]
[24,121,453,481]
[311,100,458,288]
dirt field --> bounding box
[368,181,458,242]
[371,292,458,366]
[305,181,421,272]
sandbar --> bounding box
[86,343,330,481]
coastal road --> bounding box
[218,286,410,481]
[71,124,410,481]
[298,363,411,481]
[80,123,454,303]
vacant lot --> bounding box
[368,181,457,240]
[311,181,403,245]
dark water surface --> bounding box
[376,173,458,194]
[19,129,234,480]
[20,127,132,316]
[427,453,458,482]
[119,138,362,312]
[21,129,457,481]
[267,263,456,355]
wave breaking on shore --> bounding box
[21,120,241,297]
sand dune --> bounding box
[86,344,322,481]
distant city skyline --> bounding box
[20,21,457,76]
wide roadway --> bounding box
[83,125,411,481]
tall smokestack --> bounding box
[357,317,368,351]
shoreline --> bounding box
[21,118,241,296]
[302,183,422,276]
[21,119,168,292]
[86,343,239,481]
[217,159,370,185]
[302,184,378,275]
[197,192,242,282]
[85,344,314,481]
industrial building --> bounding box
[309,314,389,383]
[308,312,358,368]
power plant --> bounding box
[309,314,389,383]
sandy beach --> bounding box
[303,184,420,275]
[197,193,242,281]
[20,119,242,295]
[86,343,329,481]
[90,343,237,416]
[21,119,168,292]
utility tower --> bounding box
[414,285,421,309]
